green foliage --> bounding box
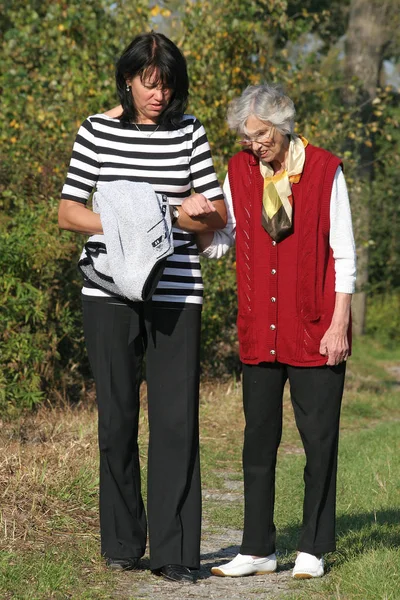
[368,93,400,290]
[0,1,151,414]
[1,0,400,412]
[179,0,321,177]
[366,292,400,345]
[0,0,150,210]
[286,0,351,47]
[0,201,84,413]
[200,253,239,377]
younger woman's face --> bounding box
[127,69,173,123]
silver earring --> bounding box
[126,84,130,92]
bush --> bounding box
[200,252,240,378]
[0,199,87,415]
[0,197,242,415]
[366,292,400,347]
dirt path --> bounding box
[114,486,295,600]
[112,362,400,599]
[114,527,294,600]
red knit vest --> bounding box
[229,143,351,366]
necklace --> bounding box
[133,122,160,138]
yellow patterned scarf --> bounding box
[260,135,308,242]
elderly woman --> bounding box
[201,84,356,579]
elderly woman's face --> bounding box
[243,115,289,165]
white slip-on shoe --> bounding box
[211,553,277,577]
[292,552,324,579]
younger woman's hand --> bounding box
[181,193,216,217]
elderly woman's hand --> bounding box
[181,193,217,217]
[319,325,349,366]
[319,293,351,366]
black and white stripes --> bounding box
[61,114,224,306]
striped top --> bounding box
[61,113,224,307]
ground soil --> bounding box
[113,526,294,600]
[113,483,295,600]
[110,361,400,599]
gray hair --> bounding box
[227,83,296,136]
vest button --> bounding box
[271,269,276,275]
[271,297,276,303]
[270,350,276,355]
[270,324,276,330]
[272,241,277,246]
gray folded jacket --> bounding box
[79,180,174,301]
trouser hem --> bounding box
[102,549,145,559]
[150,559,200,571]
[297,542,336,554]
[240,545,276,556]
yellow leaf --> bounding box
[150,5,160,17]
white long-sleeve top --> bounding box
[201,166,356,294]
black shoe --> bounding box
[155,564,195,583]
[105,557,139,571]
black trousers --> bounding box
[82,297,202,570]
[240,362,346,557]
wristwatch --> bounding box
[170,205,179,225]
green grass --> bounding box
[349,335,400,379]
[325,547,400,600]
[0,338,399,599]
[202,420,400,600]
[0,545,113,600]
[200,340,400,600]
[338,422,400,512]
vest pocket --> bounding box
[302,321,324,360]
